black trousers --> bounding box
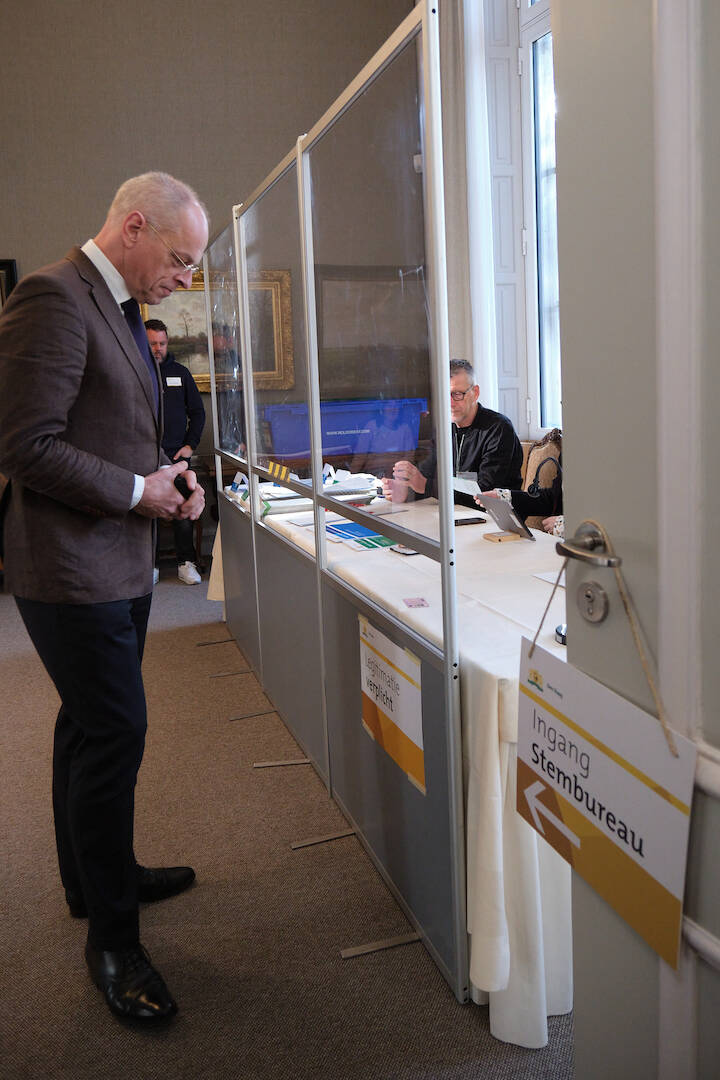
[16,593,152,950]
[157,517,197,565]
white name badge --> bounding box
[517,637,696,967]
[166,376,182,387]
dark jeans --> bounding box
[16,593,152,949]
[154,517,197,566]
[171,517,197,565]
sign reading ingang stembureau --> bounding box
[517,638,696,968]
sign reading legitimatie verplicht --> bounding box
[359,615,424,793]
[517,638,697,968]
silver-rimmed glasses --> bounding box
[145,219,200,275]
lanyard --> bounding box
[453,430,466,475]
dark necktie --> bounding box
[121,298,159,413]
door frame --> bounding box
[656,1,719,1076]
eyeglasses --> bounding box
[145,219,200,275]
[450,387,474,401]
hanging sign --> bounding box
[517,638,696,967]
[359,615,425,793]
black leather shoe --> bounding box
[137,864,196,903]
[85,942,178,1021]
[67,864,195,918]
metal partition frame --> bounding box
[298,1,467,1000]
[210,1,468,1001]
[231,151,331,782]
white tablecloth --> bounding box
[256,500,573,1046]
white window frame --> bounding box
[518,0,558,438]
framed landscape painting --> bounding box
[141,272,211,390]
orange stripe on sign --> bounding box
[362,694,425,794]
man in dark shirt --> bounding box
[383,359,523,507]
[145,319,206,583]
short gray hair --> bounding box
[108,172,208,232]
[450,358,475,383]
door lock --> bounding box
[577,580,609,623]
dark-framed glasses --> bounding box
[450,386,474,401]
[145,219,200,275]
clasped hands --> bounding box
[136,459,205,521]
[380,460,427,502]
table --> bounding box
[242,498,572,1046]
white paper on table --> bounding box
[287,511,345,527]
[364,499,407,516]
[453,476,481,497]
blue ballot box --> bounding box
[262,397,428,459]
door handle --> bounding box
[556,523,622,568]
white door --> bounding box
[553,1,720,1076]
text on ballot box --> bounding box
[516,638,696,967]
[359,615,425,793]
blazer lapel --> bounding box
[67,248,160,428]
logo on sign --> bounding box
[528,668,544,693]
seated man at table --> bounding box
[382,359,523,507]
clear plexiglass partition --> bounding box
[236,157,315,555]
[305,32,445,553]
[206,7,467,1004]
[205,221,250,512]
[211,3,456,644]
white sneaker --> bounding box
[178,561,201,585]
[153,567,160,585]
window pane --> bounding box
[533,32,562,428]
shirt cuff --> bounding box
[130,474,145,509]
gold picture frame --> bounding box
[247,269,294,391]
[141,268,294,394]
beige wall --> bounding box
[1,0,412,277]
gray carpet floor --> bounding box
[0,570,573,1079]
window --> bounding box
[521,1,561,431]
[532,31,561,427]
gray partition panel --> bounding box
[254,526,327,782]
[322,577,465,996]
[218,497,260,675]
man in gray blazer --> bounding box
[0,172,209,1022]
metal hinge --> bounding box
[526,398,532,425]
[521,227,528,256]
[518,48,523,76]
